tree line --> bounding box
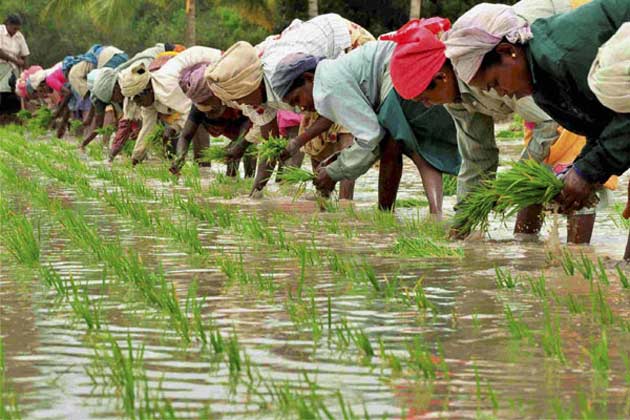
[1,0,516,68]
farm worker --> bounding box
[271,39,460,216]
[443,0,628,238]
[118,47,216,165]
[206,13,374,199]
[170,59,257,177]
[382,0,605,242]
[0,13,29,115]
[80,43,173,151]
[53,45,128,138]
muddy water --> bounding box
[1,134,630,419]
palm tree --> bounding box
[185,0,195,46]
[43,0,275,44]
[410,0,421,19]
[308,0,318,18]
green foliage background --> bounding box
[1,0,516,68]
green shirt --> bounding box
[528,0,630,183]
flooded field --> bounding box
[1,125,629,419]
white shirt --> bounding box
[237,13,353,127]
[0,25,29,65]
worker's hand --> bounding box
[13,57,25,68]
[278,138,301,162]
[225,139,248,163]
[169,164,181,176]
[555,168,596,214]
[313,166,336,195]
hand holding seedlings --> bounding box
[278,138,301,162]
[555,168,597,214]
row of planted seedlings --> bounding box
[3,126,547,416]
[0,160,350,418]
[1,128,488,416]
[487,243,630,417]
[76,128,630,416]
[0,129,464,416]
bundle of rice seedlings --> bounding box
[200,145,228,163]
[280,166,314,184]
[245,143,258,158]
[257,136,288,162]
[16,109,32,121]
[492,159,564,218]
[95,125,116,137]
[24,106,53,133]
[453,160,563,234]
[452,180,499,234]
[443,174,457,196]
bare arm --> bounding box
[170,118,201,174]
[81,112,105,147]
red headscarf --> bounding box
[380,17,451,100]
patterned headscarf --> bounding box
[443,3,532,83]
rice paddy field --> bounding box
[1,124,630,419]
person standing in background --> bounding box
[0,14,29,115]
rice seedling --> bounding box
[279,166,315,199]
[609,203,630,229]
[200,145,228,163]
[590,284,614,326]
[586,331,609,379]
[0,337,22,419]
[443,174,457,196]
[617,265,629,289]
[0,205,40,267]
[391,236,463,258]
[95,125,116,138]
[503,305,531,340]
[622,353,630,384]
[395,197,428,208]
[596,257,609,285]
[455,160,564,234]
[352,328,374,361]
[406,337,438,380]
[25,106,53,134]
[158,218,205,255]
[69,119,83,134]
[565,294,585,314]
[452,180,498,234]
[257,136,288,162]
[541,305,566,363]
[226,331,242,383]
[575,253,595,282]
[279,166,315,185]
[86,143,104,161]
[403,279,437,315]
[16,109,32,121]
[69,276,102,330]
[39,265,69,298]
[495,266,518,289]
[560,248,576,276]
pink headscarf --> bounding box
[380,17,451,99]
[16,66,44,98]
[179,62,214,104]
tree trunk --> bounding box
[410,0,422,19]
[185,0,196,46]
[308,0,318,19]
